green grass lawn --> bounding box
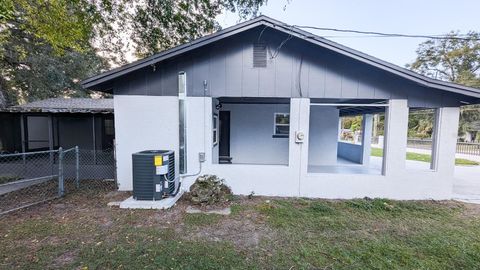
[1,192,480,269]
[371,147,479,166]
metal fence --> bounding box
[0,147,116,215]
[372,136,480,156]
[407,139,433,151]
[455,142,480,156]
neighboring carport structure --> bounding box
[0,98,114,154]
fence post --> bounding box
[58,147,64,197]
[75,146,80,188]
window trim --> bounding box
[273,112,290,138]
[213,113,218,145]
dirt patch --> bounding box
[51,249,79,268]
[180,196,277,250]
[185,212,276,250]
[459,202,480,217]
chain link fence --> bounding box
[0,147,116,215]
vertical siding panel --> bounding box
[357,82,374,98]
[146,66,162,96]
[307,56,326,98]
[340,76,359,98]
[299,55,310,97]
[242,42,260,97]
[129,71,147,95]
[161,61,178,96]
[324,67,342,98]
[258,55,275,96]
[225,39,243,96]
[274,48,293,97]
[192,51,210,96]
[209,44,226,97]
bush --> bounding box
[188,175,232,205]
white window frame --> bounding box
[273,113,290,136]
[213,114,218,145]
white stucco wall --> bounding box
[308,106,339,166]
[220,103,290,165]
[114,95,179,191]
[114,95,460,200]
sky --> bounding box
[217,0,480,67]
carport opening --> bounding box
[405,108,436,171]
[212,97,290,165]
[308,99,386,175]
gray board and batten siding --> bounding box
[84,17,480,108]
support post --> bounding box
[48,115,54,175]
[58,147,64,197]
[92,115,97,165]
[361,114,373,166]
[20,115,26,164]
[431,107,460,175]
[383,99,408,176]
[75,146,80,188]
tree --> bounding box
[1,0,268,105]
[1,0,108,105]
[408,31,480,87]
[131,0,267,57]
[408,32,480,141]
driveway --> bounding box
[370,156,480,201]
[453,165,480,202]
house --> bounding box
[82,16,480,200]
[0,98,114,153]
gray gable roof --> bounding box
[82,16,480,99]
[2,98,113,113]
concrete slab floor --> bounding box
[119,189,185,210]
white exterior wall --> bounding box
[114,95,179,191]
[220,103,290,165]
[308,106,339,166]
[114,95,461,200]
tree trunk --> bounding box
[0,85,6,108]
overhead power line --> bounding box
[292,25,480,41]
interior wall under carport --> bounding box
[214,100,290,165]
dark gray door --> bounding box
[219,111,230,158]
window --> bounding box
[274,113,289,137]
[213,114,218,145]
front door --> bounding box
[219,111,231,163]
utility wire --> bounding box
[292,25,480,41]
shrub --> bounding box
[188,175,232,205]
